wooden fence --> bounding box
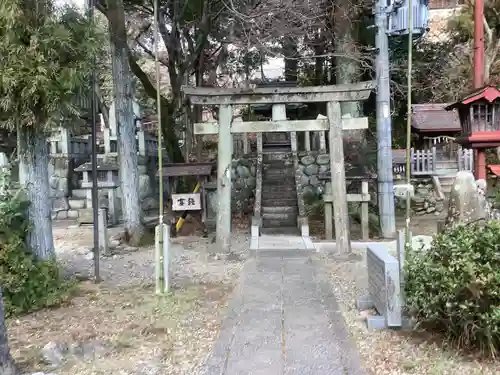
[392,146,474,176]
[411,147,437,175]
[457,148,474,171]
[323,180,370,240]
[48,128,91,156]
[103,126,159,157]
[232,133,251,157]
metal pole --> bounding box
[375,0,396,238]
[405,0,414,244]
[87,0,100,282]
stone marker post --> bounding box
[98,208,109,256]
[0,153,8,198]
[396,229,408,306]
[324,182,333,240]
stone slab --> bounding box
[367,244,402,327]
[366,315,387,330]
[355,295,375,311]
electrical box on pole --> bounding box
[387,0,429,36]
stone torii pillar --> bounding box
[182,82,375,253]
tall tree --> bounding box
[333,0,364,139]
[0,288,16,375]
[106,0,145,245]
[0,1,100,259]
[448,0,500,87]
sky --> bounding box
[55,0,84,8]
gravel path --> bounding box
[53,223,249,287]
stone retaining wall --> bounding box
[231,156,257,213]
[395,179,445,215]
[297,151,330,197]
[297,151,446,216]
[206,155,257,216]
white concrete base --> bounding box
[313,240,397,255]
[250,234,318,252]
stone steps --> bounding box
[262,185,296,194]
[263,134,289,142]
[263,217,297,228]
[260,141,299,233]
[262,174,295,183]
[438,175,457,194]
[262,197,297,207]
[260,226,300,235]
[261,193,297,202]
[262,211,296,220]
[262,206,297,214]
[262,144,290,149]
[68,197,86,210]
[71,188,87,199]
[262,152,293,163]
[262,176,296,185]
[77,208,94,223]
[262,167,294,175]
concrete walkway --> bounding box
[199,249,367,375]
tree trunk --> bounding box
[108,0,144,246]
[96,1,183,162]
[334,7,363,141]
[127,53,184,163]
[18,127,54,260]
[0,288,17,375]
[283,38,298,82]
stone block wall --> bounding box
[206,155,257,216]
[297,151,331,197]
[48,156,72,219]
[298,150,448,216]
[231,156,256,213]
[395,179,445,215]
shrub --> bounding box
[405,222,500,356]
[0,166,73,317]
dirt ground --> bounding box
[324,247,500,375]
[309,213,442,240]
[8,213,496,375]
[7,222,249,375]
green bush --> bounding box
[405,222,500,356]
[0,167,73,317]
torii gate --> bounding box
[182,82,375,253]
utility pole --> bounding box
[87,0,100,282]
[373,0,428,238]
[473,0,485,180]
[374,0,396,238]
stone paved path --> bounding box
[199,250,367,375]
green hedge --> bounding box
[405,222,500,356]
[0,168,73,317]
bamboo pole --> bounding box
[154,0,167,294]
[405,0,413,247]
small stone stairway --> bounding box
[435,154,460,195]
[261,132,299,235]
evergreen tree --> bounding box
[0,1,100,259]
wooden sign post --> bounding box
[171,193,202,211]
